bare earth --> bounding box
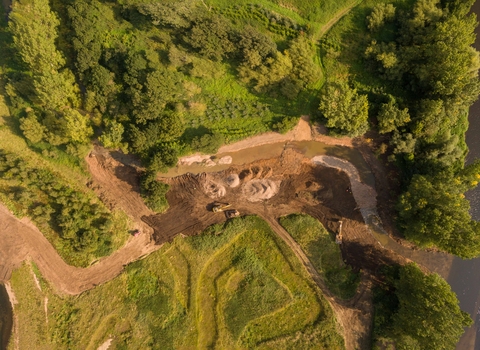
[0,119,413,349]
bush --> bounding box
[190,133,224,154]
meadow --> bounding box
[8,216,345,350]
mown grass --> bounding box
[8,216,344,350]
[280,214,360,299]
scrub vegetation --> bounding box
[8,216,344,350]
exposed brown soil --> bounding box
[0,136,413,349]
[143,148,412,350]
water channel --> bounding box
[0,284,12,350]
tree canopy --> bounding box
[318,81,369,136]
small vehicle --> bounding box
[132,229,141,237]
[212,202,232,213]
[225,209,240,219]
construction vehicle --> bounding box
[212,202,232,213]
[335,220,343,244]
[225,209,240,219]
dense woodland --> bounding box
[320,0,480,258]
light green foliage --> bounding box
[8,216,344,349]
[127,268,159,300]
[377,96,410,134]
[367,3,395,31]
[19,112,45,143]
[279,214,359,299]
[392,264,472,349]
[397,170,480,258]
[136,0,195,29]
[63,109,93,144]
[99,120,126,150]
[319,81,369,136]
[8,0,79,109]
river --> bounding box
[445,1,480,348]
[0,284,12,350]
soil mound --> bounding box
[242,179,280,202]
[203,179,226,199]
[224,174,240,188]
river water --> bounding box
[445,1,480,348]
[0,284,12,350]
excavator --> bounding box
[211,202,240,219]
[211,202,232,213]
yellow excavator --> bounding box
[211,202,232,213]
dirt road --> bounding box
[0,203,159,295]
[0,139,412,349]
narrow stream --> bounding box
[0,284,12,350]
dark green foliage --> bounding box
[190,133,224,154]
[183,16,235,61]
[318,81,369,136]
[377,96,410,134]
[272,116,299,134]
[393,264,472,349]
[397,167,480,258]
[140,171,170,213]
[0,150,116,266]
[373,263,471,349]
[233,25,277,69]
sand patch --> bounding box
[242,179,280,202]
[224,174,240,188]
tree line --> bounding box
[318,0,480,258]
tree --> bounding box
[191,133,224,154]
[19,112,46,144]
[318,81,369,136]
[377,96,410,134]
[63,109,93,144]
[392,263,472,349]
[234,25,277,68]
[397,172,480,258]
[9,0,79,109]
[367,3,396,31]
[183,16,235,61]
[99,120,125,150]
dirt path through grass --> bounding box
[261,213,372,350]
[0,203,160,295]
[316,0,362,39]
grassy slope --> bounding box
[9,216,344,350]
[280,214,359,299]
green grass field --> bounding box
[279,214,360,299]
[8,216,345,350]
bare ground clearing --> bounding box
[1,125,413,349]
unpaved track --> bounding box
[260,214,372,350]
[0,203,159,294]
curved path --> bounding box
[0,203,159,295]
[0,144,401,349]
